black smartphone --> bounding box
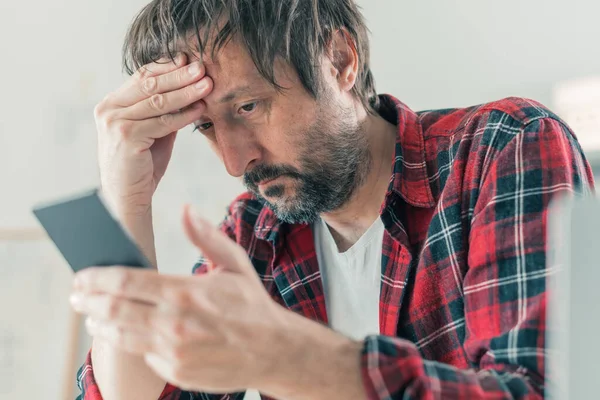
[32,188,153,272]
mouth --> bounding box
[258,176,282,188]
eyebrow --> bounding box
[196,82,268,120]
[217,85,257,104]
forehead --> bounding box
[181,35,298,98]
[189,39,256,79]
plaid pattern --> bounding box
[77,95,594,399]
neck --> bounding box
[320,111,397,252]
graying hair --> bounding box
[122,0,379,112]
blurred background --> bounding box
[1,0,599,399]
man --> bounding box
[70,0,594,399]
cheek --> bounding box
[266,113,312,149]
[254,97,318,164]
[261,127,303,162]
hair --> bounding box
[122,0,379,112]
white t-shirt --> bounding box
[245,218,385,400]
[312,217,384,340]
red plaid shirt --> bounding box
[77,95,594,399]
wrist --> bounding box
[98,187,152,220]
[103,198,158,269]
[260,310,366,400]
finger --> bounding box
[70,291,213,343]
[126,99,207,142]
[111,53,188,107]
[140,61,206,102]
[85,317,156,356]
[121,76,213,120]
[182,205,257,278]
[70,292,155,326]
[73,267,184,304]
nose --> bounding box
[214,125,261,178]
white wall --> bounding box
[0,0,244,275]
[1,1,598,399]
[2,0,600,265]
[360,0,600,110]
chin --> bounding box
[264,192,295,209]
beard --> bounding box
[243,96,372,224]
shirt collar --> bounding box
[255,94,435,241]
[378,94,436,209]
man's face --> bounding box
[193,38,371,224]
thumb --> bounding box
[182,204,255,277]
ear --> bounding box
[327,29,359,93]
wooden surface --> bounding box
[0,228,47,241]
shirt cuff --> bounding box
[360,334,425,399]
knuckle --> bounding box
[150,94,165,110]
[169,320,187,341]
[158,113,173,127]
[103,111,119,127]
[106,298,121,319]
[113,120,133,139]
[172,347,187,364]
[168,290,191,308]
[117,271,133,293]
[94,94,112,119]
[93,102,105,119]
[141,76,157,95]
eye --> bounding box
[193,122,213,132]
[238,101,258,115]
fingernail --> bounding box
[188,62,201,76]
[85,317,98,330]
[70,293,83,306]
[195,79,208,90]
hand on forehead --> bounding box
[180,37,303,102]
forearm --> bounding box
[261,310,367,400]
[259,313,543,400]
[108,199,158,269]
[90,206,165,399]
[91,340,166,400]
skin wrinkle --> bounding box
[169,35,378,226]
[242,85,372,224]
[141,20,395,245]
[78,2,401,398]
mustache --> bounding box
[243,164,302,187]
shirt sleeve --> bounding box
[76,204,248,400]
[359,117,595,399]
